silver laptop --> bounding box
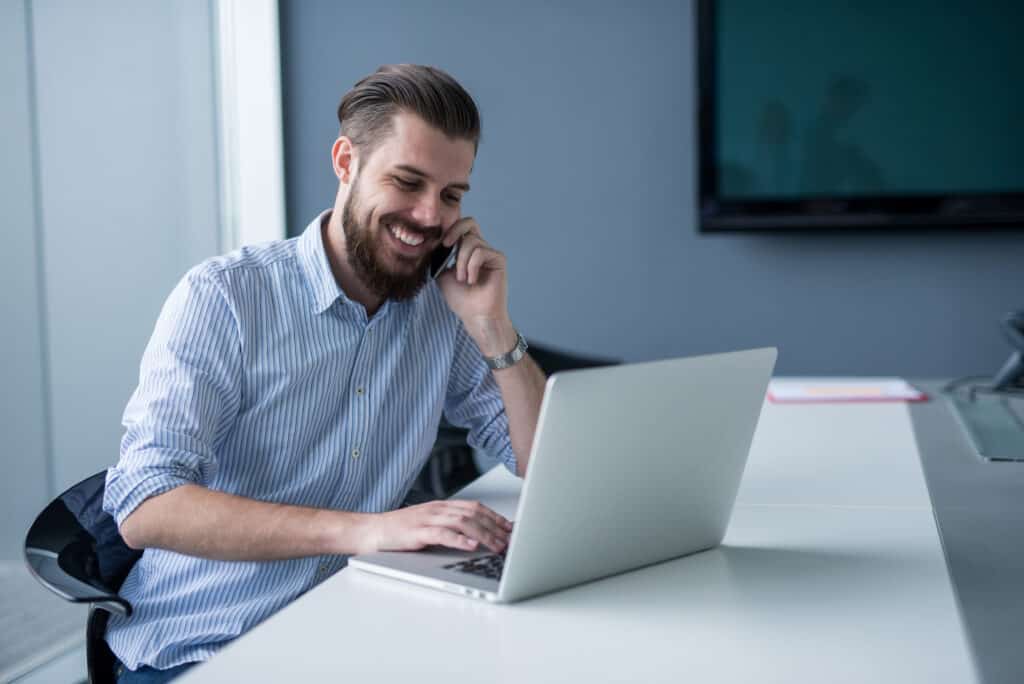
[349,347,777,603]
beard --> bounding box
[341,175,439,302]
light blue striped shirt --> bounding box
[103,211,515,669]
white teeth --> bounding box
[389,223,424,246]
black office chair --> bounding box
[24,471,141,684]
[527,339,619,378]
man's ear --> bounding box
[331,136,357,184]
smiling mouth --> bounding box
[388,222,426,247]
[385,221,442,261]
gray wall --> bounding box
[279,0,1024,377]
[1,0,221,559]
[1,0,51,562]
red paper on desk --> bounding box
[768,378,928,403]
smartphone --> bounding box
[429,240,459,280]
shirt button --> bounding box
[355,386,365,396]
[351,448,361,459]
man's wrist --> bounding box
[324,510,377,556]
[467,317,518,358]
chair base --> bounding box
[86,606,117,684]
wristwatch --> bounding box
[485,331,529,370]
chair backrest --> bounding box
[526,340,619,376]
[24,471,142,617]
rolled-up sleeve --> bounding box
[443,321,517,475]
[104,266,243,525]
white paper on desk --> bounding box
[768,377,927,403]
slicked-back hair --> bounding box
[337,64,481,160]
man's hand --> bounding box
[435,215,546,478]
[363,499,513,554]
[437,217,517,357]
[117,484,512,561]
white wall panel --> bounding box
[30,0,221,490]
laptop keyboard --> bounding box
[444,553,505,581]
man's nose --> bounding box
[410,194,441,229]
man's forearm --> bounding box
[119,483,373,560]
[492,353,547,477]
[119,482,515,560]
[466,318,547,477]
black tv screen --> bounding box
[698,0,1024,231]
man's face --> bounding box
[341,112,475,301]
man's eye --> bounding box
[394,177,418,190]
[444,194,462,205]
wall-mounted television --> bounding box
[697,0,1024,232]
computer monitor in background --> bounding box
[697,0,1024,232]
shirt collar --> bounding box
[297,210,347,315]
[296,210,410,320]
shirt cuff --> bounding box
[103,463,200,527]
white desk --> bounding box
[182,401,976,683]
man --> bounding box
[103,64,547,682]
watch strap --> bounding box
[486,332,528,370]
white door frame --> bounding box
[214,0,286,249]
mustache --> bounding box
[379,214,443,241]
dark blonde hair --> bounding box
[337,64,481,158]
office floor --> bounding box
[1,562,86,684]
[11,646,85,684]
